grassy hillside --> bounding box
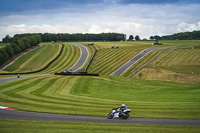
[131,46,200,83]
[87,47,143,75]
[153,47,200,74]
[81,40,200,76]
[0,40,200,132]
[1,43,82,74]
[3,43,61,73]
[40,43,81,73]
[0,75,199,119]
[81,41,156,75]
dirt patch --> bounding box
[174,74,200,83]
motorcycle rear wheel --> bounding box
[107,112,113,119]
[122,113,129,119]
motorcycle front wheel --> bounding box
[107,112,113,119]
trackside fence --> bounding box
[85,47,97,72]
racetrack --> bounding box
[110,47,169,76]
[68,43,89,72]
[1,45,200,126]
[0,74,49,84]
[0,109,200,126]
[110,45,200,76]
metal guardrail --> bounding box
[128,44,200,77]
[85,47,97,72]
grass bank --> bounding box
[131,46,200,83]
[4,43,61,73]
[0,119,199,133]
[0,75,199,119]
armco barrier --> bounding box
[0,44,64,75]
[85,48,97,72]
[55,72,99,76]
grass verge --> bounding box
[0,119,200,133]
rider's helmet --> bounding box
[121,104,125,106]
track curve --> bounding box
[0,109,200,125]
[68,43,89,72]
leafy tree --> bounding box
[116,35,123,41]
[2,34,11,43]
[135,35,140,41]
[0,48,9,62]
[150,36,154,40]
[11,43,21,54]
[30,36,37,46]
[34,35,42,44]
[5,45,14,57]
[0,53,4,64]
[11,36,20,44]
[154,35,161,40]
[128,35,134,41]
[17,37,31,50]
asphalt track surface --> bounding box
[110,47,170,76]
[0,109,200,126]
[68,43,89,72]
[0,74,49,84]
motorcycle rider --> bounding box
[107,104,130,119]
[119,104,127,116]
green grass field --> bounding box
[1,119,199,133]
[87,47,143,75]
[1,42,82,74]
[153,47,200,75]
[0,43,10,47]
[130,46,200,82]
[81,40,200,76]
[0,75,199,119]
[2,40,200,76]
[39,43,81,73]
[0,40,200,132]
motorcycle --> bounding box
[107,107,131,119]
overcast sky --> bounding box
[0,0,200,40]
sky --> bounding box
[0,0,200,40]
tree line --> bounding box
[127,35,140,41]
[150,30,200,40]
[0,32,125,65]
[5,33,126,42]
[0,34,42,65]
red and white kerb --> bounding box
[0,106,16,110]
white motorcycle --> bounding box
[107,107,131,119]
